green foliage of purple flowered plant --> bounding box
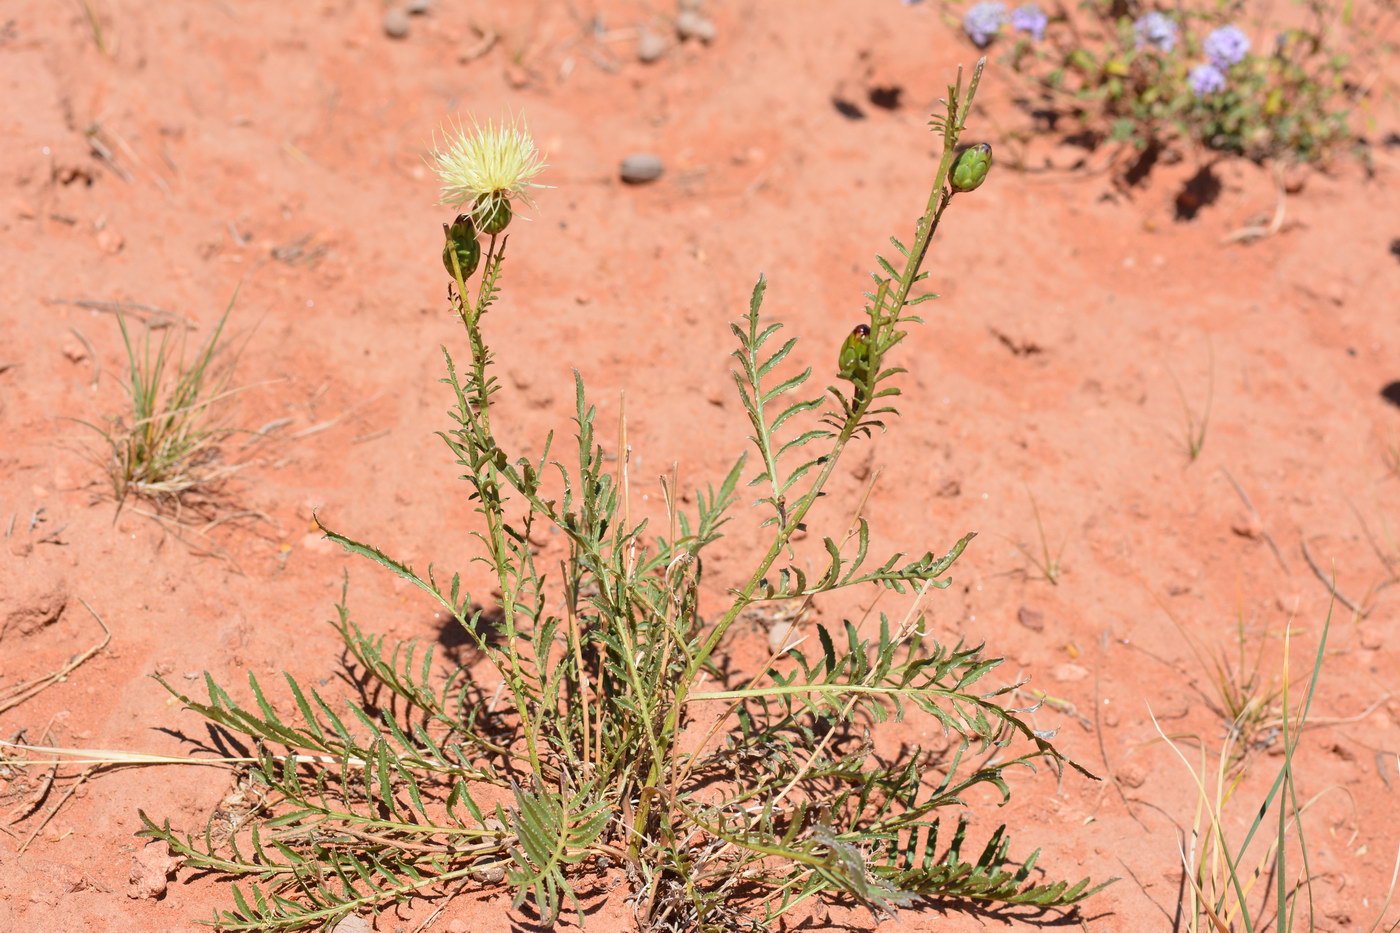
[940,0,1368,170]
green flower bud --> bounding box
[950,143,993,193]
[474,192,513,235]
[838,323,873,383]
[442,214,481,281]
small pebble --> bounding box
[619,152,664,184]
[470,865,506,884]
[61,337,88,363]
[126,842,180,900]
[678,0,704,10]
[675,11,716,42]
[1050,663,1088,683]
[95,225,124,254]
[768,620,799,654]
[1229,511,1261,539]
[636,27,667,63]
[1016,606,1044,632]
[331,917,373,933]
[1118,761,1148,789]
[383,7,411,38]
[405,0,432,12]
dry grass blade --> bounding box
[74,0,112,55]
[1366,842,1400,933]
[0,741,365,769]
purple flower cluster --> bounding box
[963,2,1006,46]
[1188,62,1227,97]
[1133,11,1177,53]
[1010,3,1047,40]
[1189,24,1251,97]
[1203,24,1251,68]
[960,1,1045,45]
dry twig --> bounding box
[47,298,195,330]
[1221,163,1288,244]
[17,767,96,855]
[0,599,111,715]
[1220,467,1290,573]
[1300,537,1367,616]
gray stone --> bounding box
[675,10,716,42]
[636,27,667,63]
[383,7,411,38]
[619,152,664,184]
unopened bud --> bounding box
[950,143,993,193]
[474,193,512,235]
[838,323,873,383]
[442,214,481,280]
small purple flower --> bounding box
[1188,62,1227,97]
[1133,11,1177,53]
[1203,24,1250,68]
[1010,3,1047,40]
[963,2,1007,47]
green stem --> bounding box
[626,62,985,858]
[450,236,543,779]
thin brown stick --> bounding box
[17,766,96,855]
[1220,468,1290,573]
[1347,499,1399,578]
[351,428,391,445]
[47,298,195,329]
[458,26,498,63]
[0,599,111,715]
[67,327,100,388]
[1300,538,1366,616]
[4,763,58,825]
[124,507,246,575]
[1092,630,1149,830]
[289,392,383,438]
[408,874,475,933]
[327,826,514,857]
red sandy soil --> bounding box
[3,2,1399,931]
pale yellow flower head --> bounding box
[431,116,547,229]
